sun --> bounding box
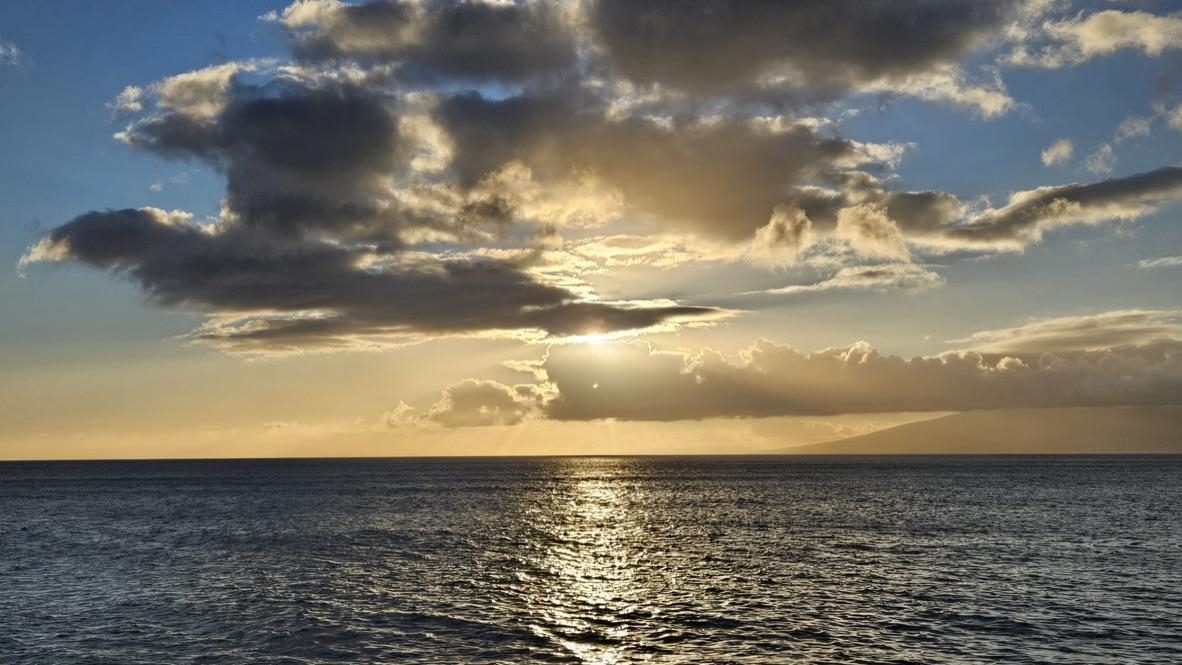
[571,331,607,345]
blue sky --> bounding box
[1,2,290,355]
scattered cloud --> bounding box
[854,64,1016,118]
[0,38,20,67]
[1137,256,1182,269]
[562,234,716,271]
[948,309,1182,353]
[746,206,813,268]
[757,263,943,296]
[422,379,548,427]
[1168,104,1182,131]
[384,378,555,428]
[146,172,191,193]
[1114,115,1152,143]
[1041,138,1074,166]
[1009,9,1182,68]
[109,86,145,117]
[1085,143,1115,174]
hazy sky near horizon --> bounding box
[2,0,1181,458]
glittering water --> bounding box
[2,456,1180,664]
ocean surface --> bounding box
[1,456,1179,664]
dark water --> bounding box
[1,456,1180,664]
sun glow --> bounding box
[572,332,607,345]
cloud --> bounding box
[430,85,1182,258]
[380,401,417,428]
[941,166,1182,249]
[109,86,145,117]
[397,308,1182,425]
[834,204,911,261]
[1085,143,1115,175]
[1138,256,1182,269]
[562,234,714,271]
[588,0,1021,113]
[1114,115,1152,144]
[116,77,416,245]
[1009,9,1182,68]
[1168,104,1182,132]
[21,208,720,352]
[117,67,900,250]
[853,64,1016,118]
[1041,138,1074,166]
[718,165,1182,257]
[29,0,1182,356]
[538,335,1182,421]
[273,0,578,85]
[109,62,269,125]
[383,378,553,428]
[435,92,881,241]
[948,310,1182,353]
[422,379,548,427]
[0,39,20,67]
[275,0,1026,115]
[747,206,813,268]
[757,263,943,296]
[154,62,260,119]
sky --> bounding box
[2,0,1181,459]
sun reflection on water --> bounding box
[528,458,652,663]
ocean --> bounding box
[1,456,1179,664]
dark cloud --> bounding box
[769,172,965,242]
[436,91,868,240]
[947,166,1182,247]
[121,80,412,245]
[26,208,719,351]
[280,0,578,85]
[589,0,1017,97]
[271,0,1023,107]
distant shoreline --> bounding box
[3,452,1180,463]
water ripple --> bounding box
[2,456,1180,663]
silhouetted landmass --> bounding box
[786,406,1182,454]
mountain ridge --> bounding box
[782,406,1182,454]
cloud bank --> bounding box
[406,310,1182,426]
